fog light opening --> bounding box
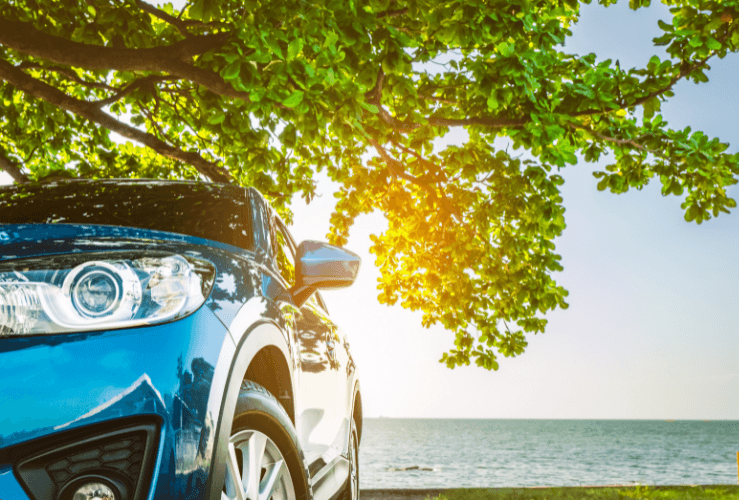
[60,475,127,500]
[72,481,116,500]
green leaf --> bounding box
[361,102,379,113]
[643,97,659,119]
[189,0,218,21]
[282,90,304,108]
[87,5,96,16]
[324,68,336,85]
[706,37,722,50]
[222,61,241,80]
[684,205,698,222]
[264,37,284,59]
[287,39,303,60]
[572,83,595,99]
[208,113,225,124]
[250,88,267,102]
[547,33,563,45]
[324,31,339,47]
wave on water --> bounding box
[386,466,441,472]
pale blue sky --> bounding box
[2,1,736,419]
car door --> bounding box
[311,292,354,459]
[269,216,344,469]
[322,298,355,452]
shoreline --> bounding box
[360,485,739,500]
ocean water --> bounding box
[358,419,739,489]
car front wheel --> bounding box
[340,416,359,500]
[223,381,309,500]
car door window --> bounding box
[273,218,296,287]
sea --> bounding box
[358,419,739,489]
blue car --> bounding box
[0,179,362,500]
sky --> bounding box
[2,1,737,420]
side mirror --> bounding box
[290,240,361,306]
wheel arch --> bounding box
[204,318,301,500]
[245,344,295,424]
[351,382,363,446]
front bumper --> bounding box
[0,305,231,500]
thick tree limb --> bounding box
[0,59,230,183]
[0,149,30,183]
[0,18,252,101]
[0,18,226,67]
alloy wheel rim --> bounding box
[222,429,296,500]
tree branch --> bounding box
[138,1,193,37]
[0,59,230,183]
[377,8,409,18]
[137,1,231,36]
[567,33,728,118]
[17,62,115,91]
[0,149,30,183]
[0,18,251,102]
[428,115,528,128]
[94,75,178,107]
[418,94,457,105]
[0,18,227,67]
[365,67,384,104]
[367,136,460,219]
[388,138,448,183]
[569,123,661,157]
[376,33,729,135]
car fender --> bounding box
[203,297,304,500]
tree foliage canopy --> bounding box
[1,0,737,369]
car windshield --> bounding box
[0,179,252,249]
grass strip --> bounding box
[427,485,739,500]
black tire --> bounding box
[225,380,311,500]
[339,416,359,500]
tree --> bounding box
[1,0,737,370]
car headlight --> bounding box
[0,252,215,336]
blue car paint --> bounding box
[0,223,275,499]
[0,466,32,500]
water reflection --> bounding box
[161,354,216,497]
